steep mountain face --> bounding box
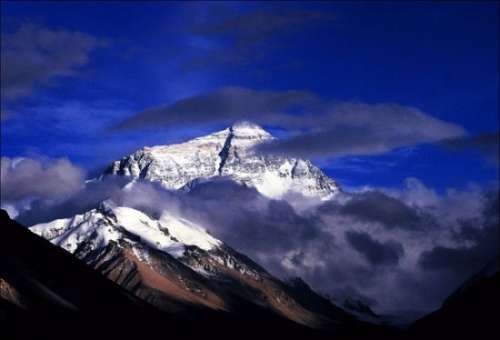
[104,122,339,200]
[29,202,354,328]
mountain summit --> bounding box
[105,122,339,200]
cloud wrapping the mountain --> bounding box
[0,23,103,109]
[418,190,499,274]
[91,177,496,313]
[115,87,465,159]
[15,176,129,225]
[8,169,497,314]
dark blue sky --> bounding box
[1,1,498,192]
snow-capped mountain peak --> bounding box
[227,120,273,140]
[105,122,339,200]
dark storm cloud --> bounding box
[0,157,85,204]
[115,87,465,159]
[0,23,103,109]
[345,231,404,266]
[440,132,500,165]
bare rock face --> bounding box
[0,278,26,308]
[105,122,339,200]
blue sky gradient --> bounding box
[1,1,498,191]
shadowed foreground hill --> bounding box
[0,210,397,340]
[409,261,499,339]
[0,209,173,339]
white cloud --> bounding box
[1,156,86,207]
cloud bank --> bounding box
[114,179,499,314]
[14,171,496,315]
[0,157,86,217]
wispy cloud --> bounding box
[439,132,500,165]
[185,8,335,70]
[114,86,465,160]
[114,86,316,129]
[257,102,465,159]
[0,23,105,117]
[192,9,334,47]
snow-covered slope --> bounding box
[29,201,355,327]
[29,201,263,280]
[30,200,221,259]
[104,122,339,200]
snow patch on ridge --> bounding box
[29,201,220,259]
[159,213,221,251]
